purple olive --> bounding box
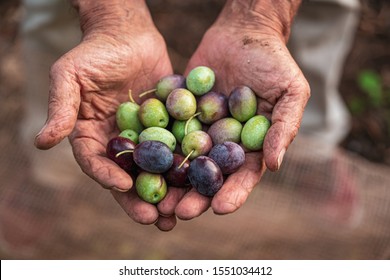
[208,142,245,174]
[197,91,229,124]
[228,86,257,122]
[156,74,186,101]
[133,140,173,173]
[164,154,190,188]
[106,136,136,174]
[207,117,243,145]
[188,156,224,196]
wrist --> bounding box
[215,0,302,42]
[69,0,155,40]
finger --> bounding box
[154,215,177,232]
[263,78,310,171]
[111,188,159,225]
[211,152,265,214]
[157,187,188,217]
[175,188,211,220]
[71,135,134,192]
[35,60,80,150]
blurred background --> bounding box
[1,0,390,259]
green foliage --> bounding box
[347,69,390,117]
[357,69,383,107]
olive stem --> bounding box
[128,89,136,104]
[178,150,194,169]
[115,149,134,158]
[139,88,157,98]
[184,112,201,135]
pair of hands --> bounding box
[34,1,309,231]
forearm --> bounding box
[68,0,154,39]
[216,0,302,42]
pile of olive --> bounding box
[106,66,270,203]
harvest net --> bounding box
[1,0,389,259]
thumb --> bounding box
[34,60,80,150]
[263,79,310,171]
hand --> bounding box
[34,1,178,231]
[173,7,310,219]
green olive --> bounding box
[116,102,144,133]
[241,115,270,151]
[139,127,177,152]
[136,172,167,204]
[171,118,202,143]
[138,98,169,128]
[119,129,139,144]
[186,66,215,96]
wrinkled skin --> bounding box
[171,25,310,219]
[34,5,179,231]
[35,2,310,231]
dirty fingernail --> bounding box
[277,148,286,170]
[34,124,46,139]
[112,186,131,193]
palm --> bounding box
[188,27,307,114]
[176,26,310,216]
[37,31,175,229]
[67,34,172,189]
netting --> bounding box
[2,132,390,259]
[1,0,390,260]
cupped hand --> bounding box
[34,6,178,231]
[174,23,310,219]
